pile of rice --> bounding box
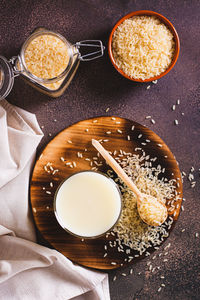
[107,151,178,255]
[24,33,69,90]
[112,15,175,80]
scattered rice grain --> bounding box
[174,120,178,125]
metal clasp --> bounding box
[8,56,22,77]
[75,40,105,61]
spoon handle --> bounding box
[92,139,142,199]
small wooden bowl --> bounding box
[108,10,180,82]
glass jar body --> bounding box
[17,28,80,97]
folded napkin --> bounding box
[0,100,110,300]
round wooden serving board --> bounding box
[30,116,183,270]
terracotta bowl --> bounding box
[108,10,180,82]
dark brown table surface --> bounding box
[1,1,200,299]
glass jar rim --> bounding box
[53,170,122,239]
[0,56,15,100]
[19,30,76,84]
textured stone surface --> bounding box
[0,0,200,299]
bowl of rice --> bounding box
[108,10,180,82]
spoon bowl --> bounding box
[137,193,168,227]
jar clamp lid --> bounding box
[0,56,19,100]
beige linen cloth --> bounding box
[0,100,110,300]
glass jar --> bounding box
[0,28,104,99]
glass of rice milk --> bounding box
[54,171,122,238]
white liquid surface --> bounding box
[55,172,121,237]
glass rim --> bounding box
[20,30,76,84]
[53,170,122,239]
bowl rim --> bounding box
[108,10,180,82]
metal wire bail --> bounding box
[8,56,21,77]
[75,40,105,61]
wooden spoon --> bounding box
[92,139,168,227]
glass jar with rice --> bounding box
[0,28,104,99]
